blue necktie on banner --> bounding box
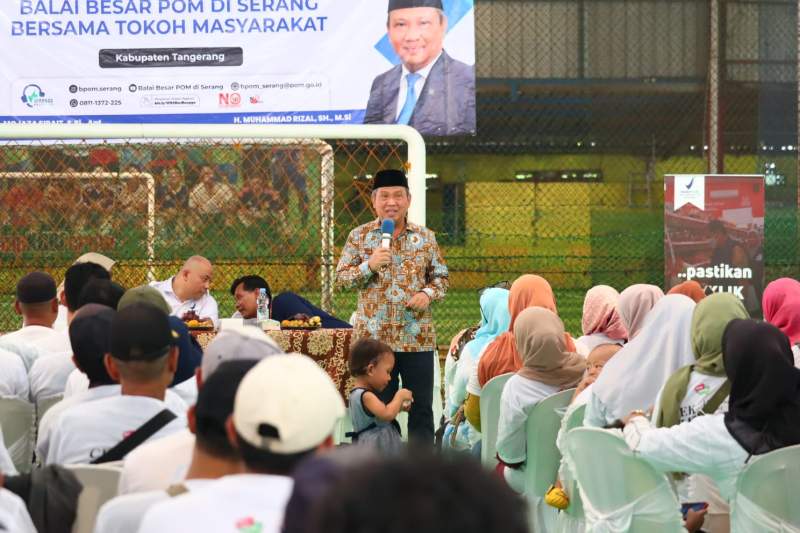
[375,0,474,64]
[396,73,421,124]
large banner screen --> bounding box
[665,174,765,315]
[0,0,476,135]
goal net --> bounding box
[0,125,425,332]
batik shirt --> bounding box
[336,219,449,352]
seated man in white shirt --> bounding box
[36,304,120,462]
[117,325,284,494]
[53,252,115,331]
[149,255,219,327]
[95,359,256,533]
[46,303,187,465]
[53,252,116,332]
[30,278,125,404]
[137,354,345,533]
[0,272,71,372]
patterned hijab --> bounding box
[762,278,800,345]
[667,281,706,303]
[656,293,749,428]
[515,307,585,389]
[581,285,628,341]
[478,274,575,387]
[617,284,664,339]
[461,288,511,361]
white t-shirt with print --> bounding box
[45,393,187,465]
[0,348,30,401]
[28,350,75,402]
[36,384,121,462]
[117,429,195,495]
[93,478,212,533]
[137,474,294,533]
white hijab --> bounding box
[591,294,696,422]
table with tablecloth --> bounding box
[193,328,354,401]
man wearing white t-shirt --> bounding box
[94,359,257,533]
[46,303,187,465]
[149,255,219,327]
[0,272,71,371]
[37,304,120,462]
[117,325,284,494]
[138,354,345,533]
[53,252,116,332]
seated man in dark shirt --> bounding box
[230,275,351,329]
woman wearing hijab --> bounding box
[617,284,664,340]
[443,288,510,451]
[652,293,749,528]
[584,294,697,428]
[667,280,707,303]
[762,277,800,367]
[622,320,800,510]
[496,307,585,529]
[464,274,573,430]
[574,285,628,355]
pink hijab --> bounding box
[763,278,800,345]
[617,284,664,339]
[581,285,628,341]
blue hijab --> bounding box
[462,288,511,360]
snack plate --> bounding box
[186,324,214,331]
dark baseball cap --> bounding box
[16,271,57,304]
[110,303,178,361]
[69,304,116,385]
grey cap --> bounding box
[201,325,284,378]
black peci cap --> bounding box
[388,0,443,11]
[372,169,409,191]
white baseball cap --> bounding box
[233,353,345,454]
[202,325,283,378]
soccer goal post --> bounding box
[0,124,426,327]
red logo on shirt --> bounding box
[694,383,707,394]
[235,517,263,533]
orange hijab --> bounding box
[667,281,706,303]
[477,274,575,387]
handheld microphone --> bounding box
[380,218,395,249]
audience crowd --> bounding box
[0,249,798,533]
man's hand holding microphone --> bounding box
[368,218,430,312]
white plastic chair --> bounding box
[732,444,800,533]
[557,403,587,533]
[36,394,63,427]
[0,398,35,473]
[479,372,513,469]
[565,427,684,532]
[523,388,575,533]
[67,463,123,533]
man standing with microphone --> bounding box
[336,169,448,444]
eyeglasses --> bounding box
[477,280,511,298]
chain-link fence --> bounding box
[0,0,798,347]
